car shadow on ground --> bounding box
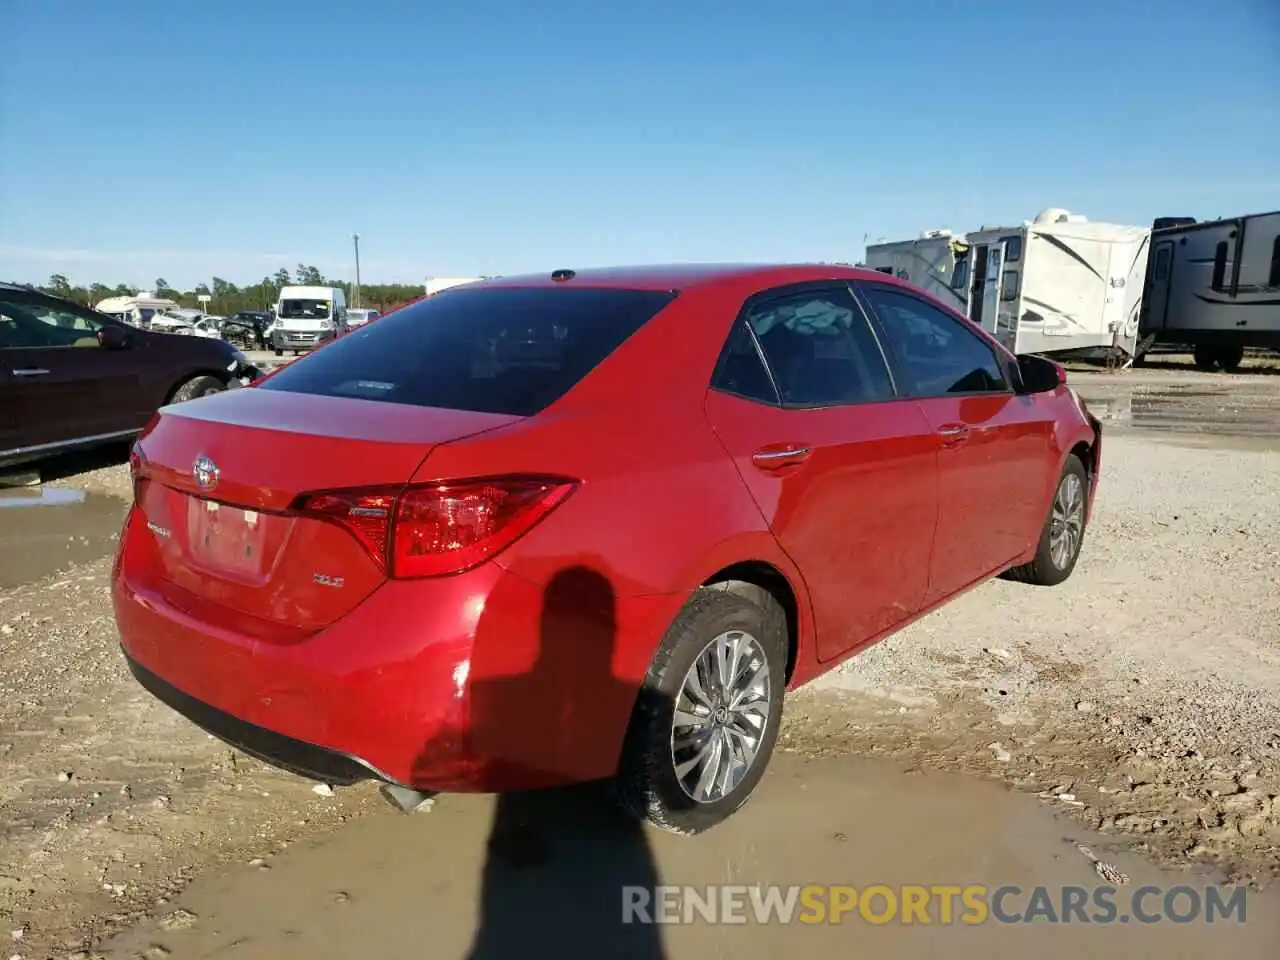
[410,566,670,960]
[0,440,132,487]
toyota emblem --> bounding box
[192,454,219,492]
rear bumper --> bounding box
[112,506,673,792]
[124,650,388,785]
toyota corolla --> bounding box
[113,264,1100,833]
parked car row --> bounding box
[0,283,262,470]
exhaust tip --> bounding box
[379,783,437,813]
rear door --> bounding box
[704,283,939,662]
[856,282,1052,600]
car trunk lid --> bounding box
[130,389,523,636]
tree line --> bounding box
[32,265,427,316]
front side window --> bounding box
[0,297,103,348]
[860,285,1009,396]
[742,289,895,406]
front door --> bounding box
[1144,240,1175,330]
[857,282,1051,601]
[704,285,939,662]
[0,294,146,449]
[980,243,1005,339]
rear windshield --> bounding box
[258,286,676,416]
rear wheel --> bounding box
[1218,345,1244,372]
[1005,454,1088,587]
[170,375,226,403]
[1193,345,1218,372]
[616,588,786,835]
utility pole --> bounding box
[352,232,362,308]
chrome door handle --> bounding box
[752,447,811,462]
[11,368,51,377]
[937,424,970,446]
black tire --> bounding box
[616,586,787,835]
[1218,345,1244,373]
[1005,454,1089,587]
[170,375,226,403]
[1192,345,1219,372]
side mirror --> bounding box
[1016,354,1066,394]
[98,325,130,350]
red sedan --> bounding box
[113,264,1100,834]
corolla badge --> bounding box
[192,454,219,492]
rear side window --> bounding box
[259,286,676,416]
[743,289,895,406]
[711,320,779,403]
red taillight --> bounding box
[295,476,576,579]
[300,490,398,564]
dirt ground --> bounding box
[2,360,1279,958]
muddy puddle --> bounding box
[0,486,128,589]
[1074,378,1280,448]
[105,753,1280,959]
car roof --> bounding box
[474,263,896,293]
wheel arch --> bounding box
[671,536,815,687]
[164,369,231,404]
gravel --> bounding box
[2,382,1279,954]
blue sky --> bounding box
[2,0,1276,289]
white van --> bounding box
[272,285,348,355]
[345,307,380,328]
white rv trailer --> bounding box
[958,209,1151,358]
[94,294,180,328]
[1138,210,1280,371]
[863,230,970,312]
